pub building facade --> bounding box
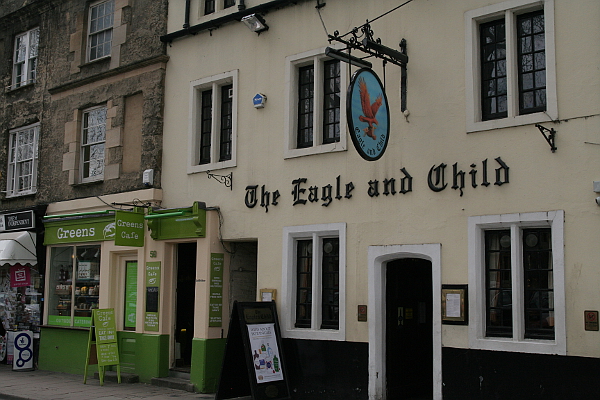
[158,0,600,399]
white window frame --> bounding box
[281,223,346,341]
[188,70,238,174]
[284,47,347,159]
[11,27,39,89]
[468,210,565,355]
[87,0,114,62]
[81,105,107,183]
[464,0,557,133]
[6,123,39,198]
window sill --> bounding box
[79,55,111,69]
[282,327,345,342]
[4,190,37,199]
[188,160,235,174]
[5,82,35,93]
[284,142,346,159]
[470,336,565,355]
[74,178,104,186]
[466,111,557,133]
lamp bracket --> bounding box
[328,21,408,67]
[206,170,233,190]
[535,124,557,153]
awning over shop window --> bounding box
[0,231,37,266]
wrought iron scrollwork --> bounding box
[206,170,233,190]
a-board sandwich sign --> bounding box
[216,301,291,400]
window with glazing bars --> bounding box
[480,19,507,121]
[295,239,313,328]
[320,238,339,329]
[205,0,215,14]
[81,107,107,181]
[523,228,553,339]
[322,60,341,144]
[517,10,546,115]
[7,125,38,196]
[485,228,554,340]
[219,84,233,162]
[224,0,235,9]
[199,89,213,165]
[88,0,114,61]
[297,65,314,148]
[12,27,39,89]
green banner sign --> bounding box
[144,262,161,331]
[209,253,224,327]
[124,262,138,329]
[115,210,145,247]
[44,216,115,245]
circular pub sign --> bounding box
[347,68,390,161]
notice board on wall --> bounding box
[216,301,291,400]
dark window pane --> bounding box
[219,84,233,162]
[205,0,215,14]
[199,89,212,164]
[480,19,507,120]
[295,240,313,328]
[297,65,314,148]
[321,238,339,329]
[485,230,512,337]
[523,228,554,340]
[322,60,340,144]
[518,10,546,115]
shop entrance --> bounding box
[175,242,197,369]
[385,258,433,400]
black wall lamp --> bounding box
[241,13,269,34]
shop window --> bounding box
[282,223,346,341]
[47,245,101,328]
[468,211,565,355]
[464,0,557,132]
[189,70,238,174]
[0,265,42,333]
[285,48,347,158]
[7,123,39,198]
[11,27,39,89]
[88,0,114,62]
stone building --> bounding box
[0,0,168,376]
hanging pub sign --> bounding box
[347,68,390,161]
[216,301,290,400]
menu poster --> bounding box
[247,323,284,383]
[209,253,224,327]
[144,262,161,331]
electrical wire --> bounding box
[338,0,415,39]
[316,0,330,37]
[205,206,236,255]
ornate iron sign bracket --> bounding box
[206,170,233,190]
[535,124,557,153]
[328,22,408,68]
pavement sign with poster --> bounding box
[12,330,33,371]
[216,301,290,400]
[83,308,121,385]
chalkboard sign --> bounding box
[146,287,159,312]
[216,302,291,400]
[83,308,121,386]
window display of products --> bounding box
[47,245,101,327]
[0,265,42,334]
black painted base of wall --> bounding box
[443,347,600,399]
[282,338,368,400]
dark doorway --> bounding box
[175,242,197,369]
[386,258,433,399]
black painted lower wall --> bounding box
[442,347,600,399]
[282,338,368,400]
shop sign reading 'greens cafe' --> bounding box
[44,210,145,247]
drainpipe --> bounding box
[238,0,246,11]
[183,0,191,28]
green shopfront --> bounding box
[39,194,230,393]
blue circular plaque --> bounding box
[347,68,390,161]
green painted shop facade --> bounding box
[38,201,228,392]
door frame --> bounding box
[368,244,442,400]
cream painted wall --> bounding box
[161,0,600,356]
